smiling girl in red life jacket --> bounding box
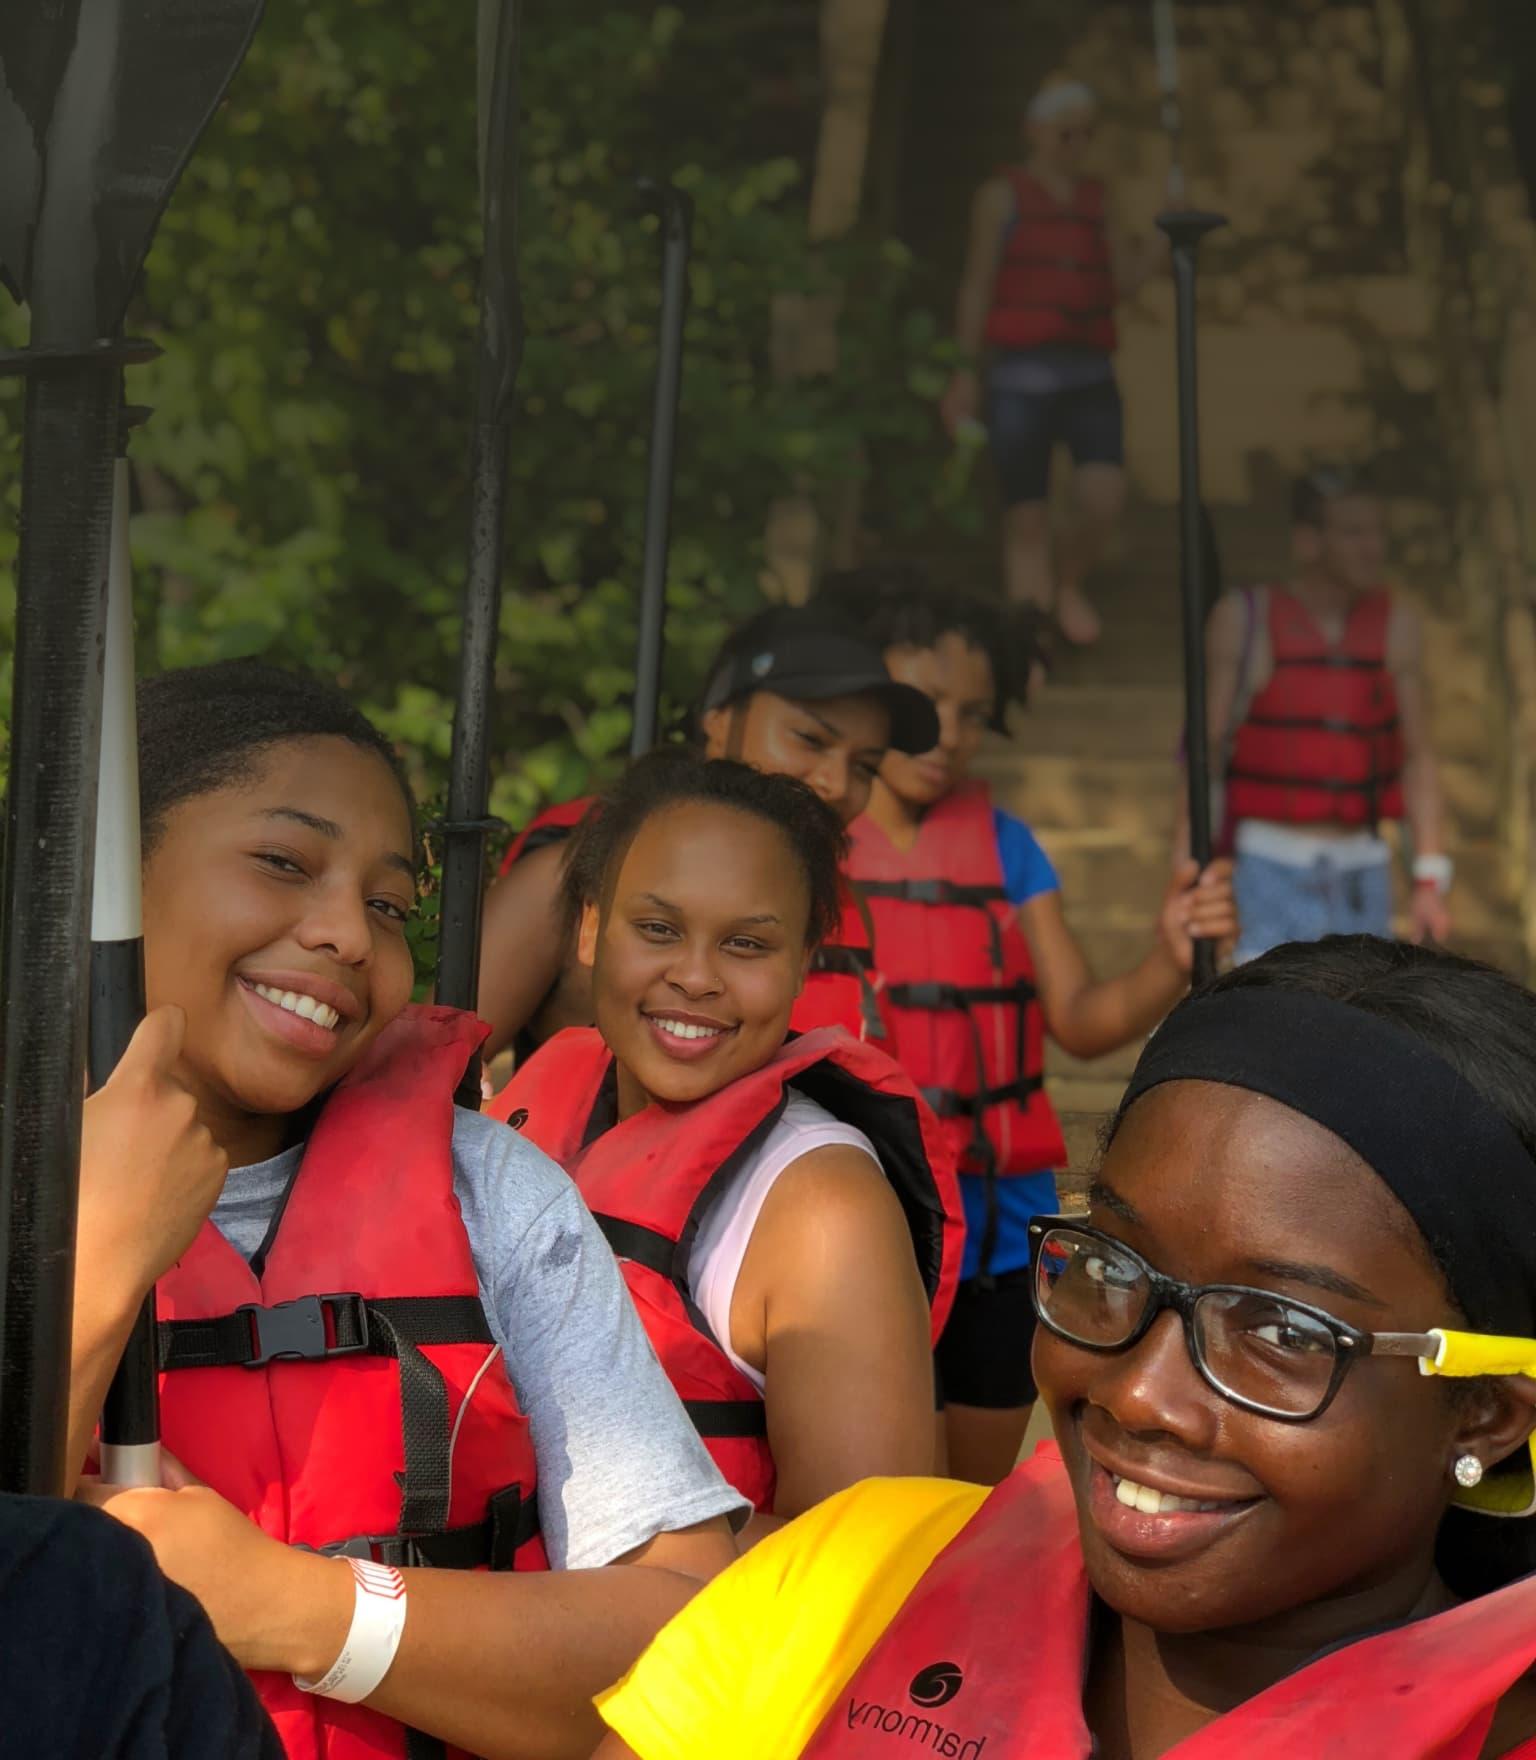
[593,938,1536,1760]
[498,753,963,1537]
[74,661,743,1760]
[820,567,1237,1488]
[476,604,940,1066]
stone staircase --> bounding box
[889,1,1531,1194]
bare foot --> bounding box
[1056,584,1102,646]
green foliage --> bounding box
[0,1,954,836]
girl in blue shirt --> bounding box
[825,566,1237,1484]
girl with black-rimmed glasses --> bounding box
[591,936,1536,1760]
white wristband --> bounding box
[293,1558,408,1703]
[1412,853,1454,893]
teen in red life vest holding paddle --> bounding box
[495,754,963,1537]
[73,663,742,1760]
[594,939,1536,1760]
[476,604,939,1068]
[822,567,1236,1487]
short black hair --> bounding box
[137,660,415,855]
[563,750,846,949]
[817,562,1043,718]
[1291,464,1378,529]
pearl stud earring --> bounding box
[1453,1454,1484,1489]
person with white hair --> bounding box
[941,77,1167,663]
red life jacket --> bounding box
[497,795,593,877]
[803,1443,1536,1759]
[985,171,1117,355]
[791,883,897,1045]
[497,1026,963,1510]
[157,1005,547,1760]
[1226,587,1405,830]
[847,784,1067,1199]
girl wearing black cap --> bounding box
[593,937,1536,1760]
[475,603,940,1066]
[497,754,964,1539]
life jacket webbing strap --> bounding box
[305,1482,541,1572]
[921,1076,1045,1119]
[1272,652,1386,671]
[365,1304,455,1539]
[1244,712,1401,736]
[593,1217,767,1441]
[595,1213,678,1280]
[810,943,875,976]
[683,1399,769,1438]
[888,980,1036,1010]
[157,1293,493,1371]
[1225,769,1390,796]
[858,878,1008,909]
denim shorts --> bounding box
[986,348,1124,506]
[1233,836,1393,964]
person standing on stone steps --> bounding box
[939,74,1168,666]
[820,566,1237,1488]
[1198,465,1453,960]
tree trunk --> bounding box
[763,0,890,602]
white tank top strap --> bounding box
[685,1088,882,1393]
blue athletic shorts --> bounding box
[986,350,1124,506]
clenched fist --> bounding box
[78,1006,229,1305]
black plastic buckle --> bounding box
[237,1294,368,1368]
[897,981,952,1009]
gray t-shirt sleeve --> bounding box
[450,1108,750,1570]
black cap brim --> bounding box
[763,669,940,755]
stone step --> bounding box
[1010,686,1184,759]
[1047,1075,1132,1119]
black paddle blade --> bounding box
[0,0,265,344]
[475,0,524,425]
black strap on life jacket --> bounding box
[809,941,887,1041]
[299,1482,540,1573]
[810,943,873,976]
[594,1213,769,1442]
[158,1290,539,1649]
[886,979,1035,1011]
[858,878,1008,909]
[919,1075,1045,1118]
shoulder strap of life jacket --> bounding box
[516,1025,961,1344]
[497,793,594,877]
[802,1445,1092,1758]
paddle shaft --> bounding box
[630,182,694,757]
[1152,0,1187,206]
[436,0,525,1025]
[0,363,121,1493]
[1158,211,1227,989]
[94,449,160,1488]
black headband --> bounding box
[1119,988,1536,1337]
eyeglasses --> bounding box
[1028,1218,1439,1422]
